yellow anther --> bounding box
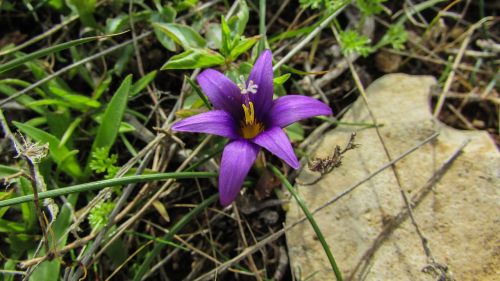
[242,101,255,125]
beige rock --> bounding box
[286,74,500,281]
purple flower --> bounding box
[172,50,332,206]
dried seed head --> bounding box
[14,132,48,164]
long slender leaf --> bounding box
[229,35,260,61]
[88,75,132,171]
[0,165,20,177]
[152,22,206,49]
[270,165,343,281]
[0,172,217,208]
[161,48,225,70]
[130,70,157,97]
[0,83,45,114]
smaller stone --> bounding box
[375,50,402,73]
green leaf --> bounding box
[88,202,115,231]
[46,110,71,139]
[105,11,152,34]
[228,0,249,37]
[284,122,304,142]
[269,25,315,43]
[154,26,177,52]
[339,29,373,57]
[0,83,45,114]
[24,117,47,127]
[174,0,198,12]
[50,86,101,109]
[88,75,132,171]
[0,219,24,232]
[131,71,157,97]
[91,75,132,149]
[270,165,343,281]
[69,45,95,88]
[150,6,177,51]
[19,177,36,230]
[0,165,20,177]
[93,74,112,100]
[273,73,291,86]
[12,122,83,178]
[2,258,17,281]
[220,16,232,57]
[27,99,73,108]
[59,117,82,148]
[229,35,260,61]
[152,22,206,50]
[47,0,65,10]
[355,0,387,16]
[375,23,407,50]
[205,23,222,49]
[161,49,225,70]
[67,0,98,28]
[93,116,136,134]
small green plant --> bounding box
[375,23,408,50]
[339,30,373,57]
[89,147,119,178]
[299,0,346,12]
[88,201,115,232]
[300,0,329,10]
[355,0,387,16]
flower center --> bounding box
[238,76,264,139]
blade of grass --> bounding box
[0,171,217,208]
[91,74,132,151]
[0,33,124,74]
[0,82,45,115]
[132,193,218,281]
[130,70,157,97]
[270,164,343,281]
[58,117,82,148]
[86,75,132,174]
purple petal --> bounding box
[197,69,242,119]
[248,49,274,120]
[219,140,260,206]
[267,95,332,128]
[171,110,239,139]
[252,126,299,169]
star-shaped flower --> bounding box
[172,50,332,206]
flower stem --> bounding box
[270,164,343,281]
